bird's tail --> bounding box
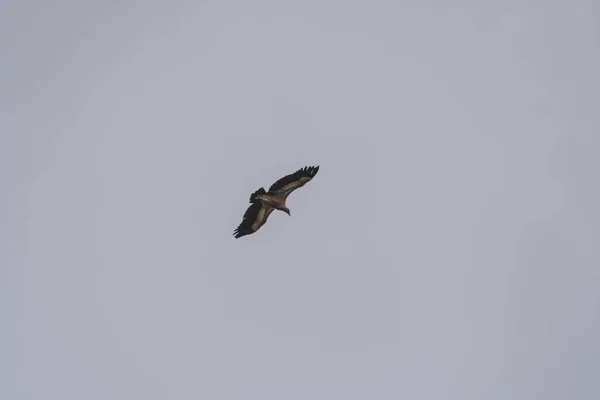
[249,187,266,203]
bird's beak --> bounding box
[286,210,291,216]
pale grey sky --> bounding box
[2,1,599,399]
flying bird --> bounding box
[233,166,320,238]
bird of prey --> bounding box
[233,166,320,238]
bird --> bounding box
[233,165,320,238]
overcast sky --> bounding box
[2,1,599,399]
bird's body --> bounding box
[233,166,319,238]
[255,191,288,211]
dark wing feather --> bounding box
[268,165,319,199]
[233,202,274,238]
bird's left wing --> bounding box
[233,202,274,238]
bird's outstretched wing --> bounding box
[233,202,274,238]
[268,165,319,200]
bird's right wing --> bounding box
[268,165,319,200]
[233,202,274,238]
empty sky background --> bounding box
[2,1,599,399]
